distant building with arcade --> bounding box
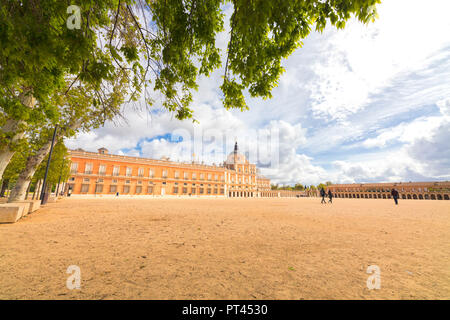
[328,182,450,200]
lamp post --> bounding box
[40,126,58,204]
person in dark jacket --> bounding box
[391,188,399,205]
[328,190,333,203]
[320,188,326,204]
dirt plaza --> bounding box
[0,197,449,299]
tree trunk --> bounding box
[33,180,41,200]
[0,93,36,177]
[0,119,25,178]
[7,139,56,203]
[0,179,9,197]
[38,180,43,200]
[25,180,32,200]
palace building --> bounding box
[328,182,450,200]
[66,142,303,198]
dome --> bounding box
[226,152,247,164]
[225,142,248,165]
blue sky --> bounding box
[67,0,450,185]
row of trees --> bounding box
[271,182,333,191]
[0,0,380,203]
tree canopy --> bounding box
[1,0,381,125]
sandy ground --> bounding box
[0,197,449,300]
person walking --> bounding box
[328,190,333,203]
[320,187,326,204]
[391,188,399,205]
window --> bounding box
[207,188,211,194]
[99,164,106,175]
[148,181,153,185]
[95,185,103,193]
[214,188,218,194]
[174,171,180,179]
[192,173,197,180]
[200,173,204,180]
[69,177,75,182]
[123,185,130,194]
[138,168,144,177]
[70,162,78,174]
[147,186,153,194]
[220,189,224,195]
[97,178,104,183]
[214,174,218,181]
[112,179,118,183]
[113,166,120,176]
[173,187,178,194]
[83,178,90,182]
[110,185,117,193]
[199,188,204,194]
[149,169,154,178]
[183,187,188,194]
[81,184,89,193]
[135,186,142,194]
[137,181,142,185]
[162,170,168,178]
[191,188,196,194]
[184,172,188,179]
[85,163,93,174]
[207,173,212,181]
[126,167,132,177]
[125,180,130,184]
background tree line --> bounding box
[270,181,333,191]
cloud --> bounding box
[407,119,450,177]
[306,0,450,122]
[437,98,450,116]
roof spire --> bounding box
[234,141,238,154]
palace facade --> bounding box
[66,143,303,198]
[328,182,450,200]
